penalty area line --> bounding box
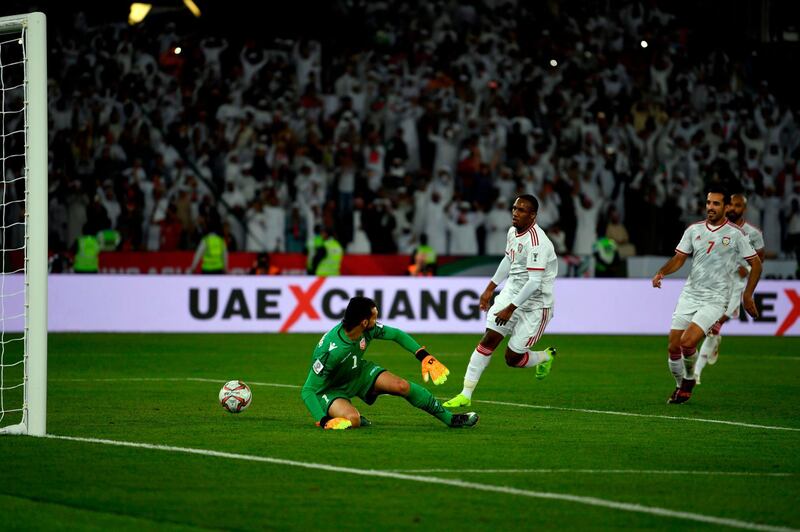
[42,434,797,532]
[474,399,800,433]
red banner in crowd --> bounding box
[97,252,439,276]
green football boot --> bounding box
[535,347,557,380]
[443,393,471,408]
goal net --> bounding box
[0,12,47,436]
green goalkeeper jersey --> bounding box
[300,321,421,421]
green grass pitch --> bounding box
[1,333,799,530]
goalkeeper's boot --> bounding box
[359,415,372,427]
[449,412,479,428]
[535,347,557,380]
[443,393,471,408]
[668,378,696,404]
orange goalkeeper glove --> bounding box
[317,416,352,430]
[417,348,449,385]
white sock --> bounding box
[695,353,708,377]
[683,354,698,380]
[668,357,685,386]
[694,336,716,379]
[518,350,550,368]
[681,346,698,381]
[461,348,493,399]
[699,335,720,358]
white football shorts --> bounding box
[670,293,726,334]
[486,290,554,353]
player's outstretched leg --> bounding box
[449,412,479,428]
[405,382,479,428]
[405,381,454,426]
[373,371,456,426]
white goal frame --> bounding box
[0,12,47,436]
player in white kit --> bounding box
[694,192,765,383]
[652,188,762,404]
[444,195,558,408]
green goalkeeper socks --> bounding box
[406,382,452,426]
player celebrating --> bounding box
[652,188,762,404]
[301,296,479,429]
[694,192,765,383]
[444,194,557,409]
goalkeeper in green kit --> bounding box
[301,296,479,430]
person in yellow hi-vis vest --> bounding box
[189,225,228,274]
[310,227,343,276]
[408,233,438,276]
[306,225,325,274]
[73,224,101,274]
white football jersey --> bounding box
[675,220,757,306]
[501,224,557,309]
[731,220,765,292]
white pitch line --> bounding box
[475,399,800,432]
[41,434,797,532]
[391,468,793,477]
[51,377,302,389]
[49,378,800,432]
[185,378,300,389]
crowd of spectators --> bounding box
[42,1,800,268]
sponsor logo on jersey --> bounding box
[532,253,538,261]
[312,359,324,374]
[722,236,731,246]
[359,338,366,350]
[518,243,523,252]
[328,342,338,351]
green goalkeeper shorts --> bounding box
[314,360,387,415]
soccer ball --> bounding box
[219,380,252,413]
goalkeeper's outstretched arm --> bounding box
[371,323,421,353]
[371,324,449,384]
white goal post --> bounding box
[0,12,47,436]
